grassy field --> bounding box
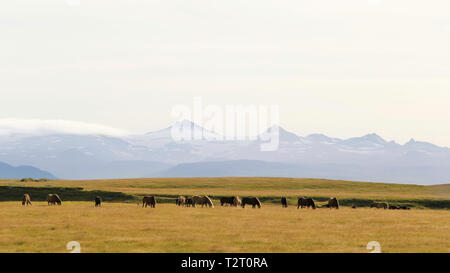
[0,177,449,253]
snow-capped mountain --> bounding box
[0,120,449,184]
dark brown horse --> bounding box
[220,196,241,207]
[370,202,388,209]
[142,196,157,208]
[191,196,214,208]
[281,197,288,208]
[46,194,62,205]
[95,196,102,207]
[297,197,316,209]
[22,194,32,206]
[241,197,261,208]
[328,197,339,209]
[185,197,194,207]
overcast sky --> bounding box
[0,0,449,146]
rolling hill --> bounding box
[0,162,56,179]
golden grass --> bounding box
[1,202,449,253]
[1,177,448,199]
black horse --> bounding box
[95,196,102,207]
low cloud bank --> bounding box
[0,118,129,137]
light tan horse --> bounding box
[234,196,242,207]
[176,196,186,206]
[191,196,214,208]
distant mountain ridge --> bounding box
[0,120,449,184]
[0,162,57,180]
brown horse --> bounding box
[95,196,102,207]
[176,196,186,206]
[297,197,316,209]
[46,194,62,205]
[220,196,241,207]
[191,196,214,208]
[185,197,194,207]
[241,197,261,208]
[281,197,288,208]
[328,197,339,209]
[22,194,32,206]
[370,202,388,209]
[142,196,156,208]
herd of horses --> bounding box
[20,193,410,210]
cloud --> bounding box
[0,118,129,137]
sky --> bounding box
[0,0,449,146]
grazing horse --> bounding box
[370,202,388,209]
[234,196,242,207]
[297,197,316,209]
[185,197,194,207]
[95,196,102,207]
[328,197,339,209]
[281,197,288,208]
[241,197,261,208]
[46,194,62,206]
[176,196,186,206]
[220,196,241,207]
[191,196,214,208]
[142,196,157,208]
[22,194,32,206]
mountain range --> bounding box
[0,162,57,180]
[0,120,449,185]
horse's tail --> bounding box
[255,197,262,208]
[205,196,214,208]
